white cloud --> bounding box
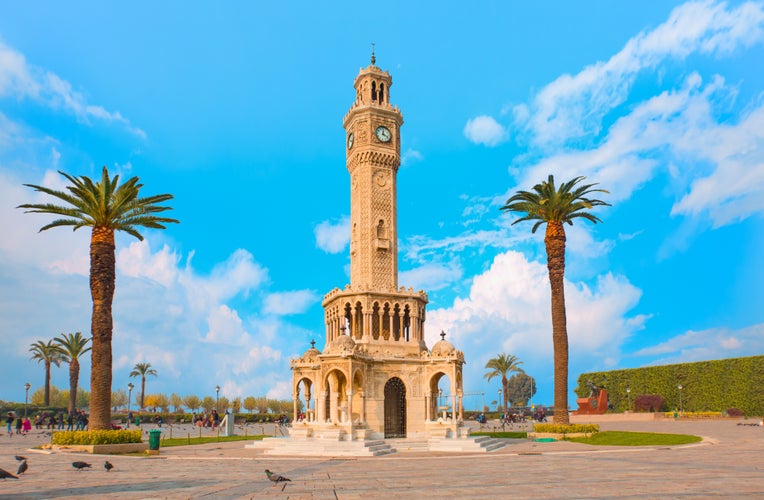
[401,148,423,166]
[633,323,764,364]
[0,40,145,138]
[399,261,463,292]
[463,115,507,146]
[203,305,249,345]
[426,251,647,400]
[263,289,319,315]
[314,215,349,253]
[516,0,764,146]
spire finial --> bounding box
[371,42,376,65]
[310,339,316,349]
[440,331,446,341]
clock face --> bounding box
[347,132,354,149]
[375,126,392,143]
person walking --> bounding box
[5,413,14,437]
[15,415,23,435]
[22,417,32,436]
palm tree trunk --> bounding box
[44,360,51,407]
[68,359,79,415]
[545,221,570,425]
[89,227,116,430]
[502,375,508,413]
[140,377,146,409]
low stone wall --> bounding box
[47,442,149,454]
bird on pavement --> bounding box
[72,461,92,471]
[104,461,114,472]
[265,469,291,483]
[14,456,26,462]
[17,460,28,475]
[0,468,19,480]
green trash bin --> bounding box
[149,429,162,450]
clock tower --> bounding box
[287,54,467,445]
[342,52,403,291]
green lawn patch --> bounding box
[471,431,527,439]
[160,435,263,447]
[565,431,702,446]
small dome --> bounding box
[431,331,456,357]
[300,340,321,362]
[327,334,356,354]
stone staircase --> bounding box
[426,435,507,453]
[247,437,396,456]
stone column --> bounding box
[360,391,366,423]
[293,391,298,423]
[318,391,327,422]
[457,392,463,422]
[424,394,430,421]
[346,389,353,424]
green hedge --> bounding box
[575,355,764,416]
[52,429,142,445]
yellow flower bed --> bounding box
[533,423,599,434]
[52,429,142,445]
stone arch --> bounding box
[429,371,453,421]
[295,376,314,422]
[351,368,365,424]
[371,301,381,339]
[324,369,349,424]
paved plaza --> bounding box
[0,419,762,499]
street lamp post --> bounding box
[498,389,503,414]
[127,382,134,428]
[216,385,220,413]
[626,388,631,412]
[24,382,31,418]
[678,385,683,414]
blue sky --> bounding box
[1,1,763,409]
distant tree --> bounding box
[111,388,128,411]
[201,396,215,413]
[144,394,160,412]
[19,166,178,429]
[169,393,184,412]
[506,372,536,407]
[243,396,257,413]
[230,397,242,414]
[29,339,63,406]
[129,362,158,409]
[483,353,524,414]
[53,331,92,414]
[154,393,169,413]
[31,386,62,406]
[501,175,609,424]
[255,397,269,414]
[218,396,230,412]
[184,395,201,413]
[76,387,90,408]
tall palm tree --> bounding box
[19,167,178,430]
[29,340,63,407]
[53,332,92,415]
[501,175,609,424]
[483,353,524,414]
[129,362,158,409]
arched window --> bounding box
[379,83,385,103]
[371,81,377,101]
[377,219,386,238]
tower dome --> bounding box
[431,331,456,357]
[326,333,356,354]
[300,340,321,362]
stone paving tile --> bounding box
[0,419,762,499]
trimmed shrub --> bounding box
[634,394,666,413]
[52,429,142,445]
[533,423,599,434]
[725,408,744,417]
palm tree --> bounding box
[501,175,609,424]
[29,340,63,406]
[483,353,524,414]
[129,362,158,409]
[53,332,92,415]
[18,167,178,430]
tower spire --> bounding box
[371,42,376,65]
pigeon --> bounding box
[104,461,114,472]
[0,468,19,480]
[14,455,26,462]
[72,461,92,471]
[17,460,28,475]
[265,469,291,483]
